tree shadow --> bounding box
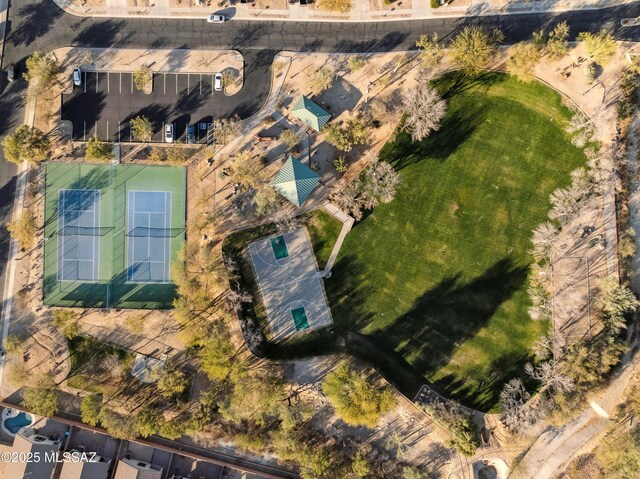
[9,0,63,47]
[72,20,126,47]
[61,90,107,141]
[379,258,528,377]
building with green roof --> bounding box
[271,156,321,207]
[290,95,331,132]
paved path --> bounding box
[320,201,354,275]
[53,0,637,22]
[628,112,640,293]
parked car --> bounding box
[214,73,223,92]
[165,123,174,143]
[207,14,226,23]
[6,65,15,82]
[73,68,82,86]
[187,125,196,144]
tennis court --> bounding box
[57,189,101,281]
[43,163,186,309]
[249,228,332,339]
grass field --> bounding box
[326,73,588,410]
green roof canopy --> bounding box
[271,156,321,207]
[291,95,331,132]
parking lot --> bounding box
[61,71,237,143]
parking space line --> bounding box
[119,73,122,94]
[164,73,166,95]
[162,122,165,143]
[175,73,178,95]
[129,123,132,142]
[131,73,134,94]
[84,72,87,93]
[96,72,99,91]
[118,122,121,143]
[106,121,109,139]
[83,121,86,142]
[107,72,110,94]
[200,74,202,95]
[187,74,190,92]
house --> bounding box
[4,428,62,479]
[271,155,321,207]
[290,95,331,132]
[59,449,111,479]
[114,457,163,479]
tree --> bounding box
[23,51,62,100]
[450,26,504,73]
[157,368,189,399]
[403,466,431,479]
[85,136,113,162]
[7,211,37,250]
[4,334,24,354]
[81,394,103,426]
[2,125,51,165]
[307,66,334,94]
[22,387,58,417]
[499,378,542,434]
[214,115,242,145]
[322,361,394,427]
[198,336,246,381]
[416,33,445,69]
[254,185,279,216]
[599,277,639,335]
[545,21,570,60]
[402,80,447,142]
[333,159,400,221]
[52,309,79,339]
[133,66,152,92]
[280,129,301,150]
[148,147,165,162]
[229,151,265,191]
[130,116,154,142]
[222,69,240,88]
[98,408,139,439]
[324,116,370,152]
[578,30,617,66]
[530,221,558,260]
[134,406,162,438]
[525,360,574,394]
[333,155,348,174]
[317,0,352,13]
[424,399,478,455]
[507,42,542,82]
[347,55,367,72]
[220,368,285,425]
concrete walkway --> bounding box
[628,112,640,293]
[320,201,354,275]
[51,0,636,21]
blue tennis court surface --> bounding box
[127,191,172,283]
[57,189,100,281]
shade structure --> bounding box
[271,156,321,206]
[290,95,331,132]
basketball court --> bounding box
[249,228,332,340]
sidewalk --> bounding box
[53,0,636,21]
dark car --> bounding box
[187,126,196,144]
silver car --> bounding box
[165,123,174,143]
[73,68,82,86]
[207,14,226,23]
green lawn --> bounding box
[326,73,588,411]
[307,209,343,269]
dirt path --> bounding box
[628,112,640,294]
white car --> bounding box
[165,123,174,143]
[214,72,223,92]
[73,68,82,87]
[207,14,226,23]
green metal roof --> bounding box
[290,95,331,132]
[271,156,321,207]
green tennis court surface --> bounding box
[291,306,310,331]
[43,163,186,309]
[270,235,289,259]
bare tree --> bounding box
[275,211,303,233]
[531,221,559,260]
[402,80,447,142]
[500,378,542,434]
[567,108,595,148]
[527,360,575,394]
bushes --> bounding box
[430,0,440,7]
